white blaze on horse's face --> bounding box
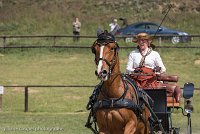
[97,46,104,75]
[96,46,109,81]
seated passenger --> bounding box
[126,33,181,102]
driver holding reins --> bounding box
[126,32,181,102]
[126,32,166,74]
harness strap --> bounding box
[125,74,166,133]
[85,73,166,134]
[93,98,140,115]
[85,111,98,134]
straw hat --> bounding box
[132,33,152,42]
[133,33,155,49]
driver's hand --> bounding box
[153,66,161,72]
[134,68,142,73]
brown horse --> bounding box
[89,31,151,134]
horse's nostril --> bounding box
[95,70,98,76]
[101,70,108,78]
[102,70,107,75]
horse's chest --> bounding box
[97,109,133,124]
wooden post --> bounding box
[0,95,2,111]
[24,86,29,112]
[53,36,56,46]
[3,37,6,47]
[159,37,162,46]
[0,86,4,111]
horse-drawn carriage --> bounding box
[85,31,194,134]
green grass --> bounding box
[0,0,200,133]
[0,112,91,134]
[0,48,200,134]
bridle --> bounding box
[92,40,119,76]
[91,30,119,77]
[91,30,120,79]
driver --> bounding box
[126,32,166,74]
[126,33,181,102]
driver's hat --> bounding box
[132,33,153,43]
[133,33,155,49]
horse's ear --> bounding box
[91,42,97,54]
[91,45,96,54]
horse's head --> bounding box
[91,30,120,81]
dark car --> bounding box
[115,22,191,44]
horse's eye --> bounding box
[110,47,115,51]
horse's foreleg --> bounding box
[124,120,136,134]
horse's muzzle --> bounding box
[95,69,109,81]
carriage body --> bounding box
[144,89,179,133]
[127,73,194,134]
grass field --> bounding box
[1,0,200,133]
[0,48,200,134]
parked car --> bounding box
[115,22,191,44]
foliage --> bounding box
[0,0,200,36]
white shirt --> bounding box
[109,23,117,32]
[126,49,166,73]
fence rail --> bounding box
[0,34,200,48]
[1,34,200,38]
[2,85,200,112]
[1,45,200,49]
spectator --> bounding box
[109,18,120,35]
[72,17,81,42]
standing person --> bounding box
[109,18,120,35]
[72,17,81,42]
[126,32,166,74]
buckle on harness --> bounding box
[99,100,102,107]
[111,100,114,107]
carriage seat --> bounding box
[156,74,181,107]
[157,74,179,83]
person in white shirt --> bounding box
[72,17,81,42]
[126,32,166,74]
[126,33,181,102]
[109,19,120,35]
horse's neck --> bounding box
[102,57,123,97]
[106,56,120,85]
[102,74,122,97]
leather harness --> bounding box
[85,74,159,134]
